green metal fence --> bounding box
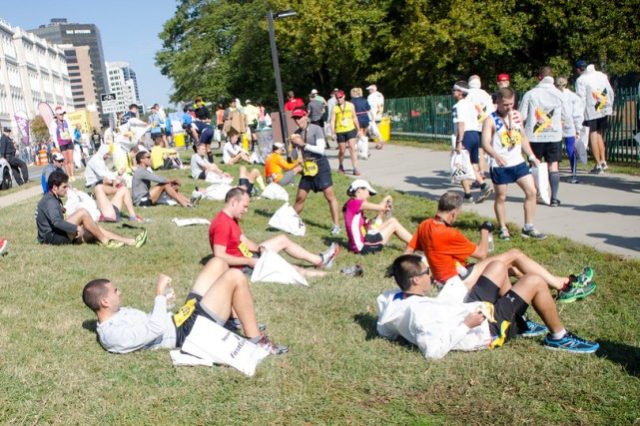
[387,87,640,163]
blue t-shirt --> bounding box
[351,97,371,127]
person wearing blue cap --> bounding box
[575,60,614,174]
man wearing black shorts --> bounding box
[520,66,570,207]
[290,108,342,235]
[377,255,599,359]
[81,258,287,355]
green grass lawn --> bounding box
[0,156,638,424]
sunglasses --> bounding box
[412,267,430,278]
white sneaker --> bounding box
[190,189,204,206]
[330,224,341,235]
[320,243,339,269]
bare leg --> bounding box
[493,183,508,228]
[461,179,472,195]
[94,185,117,220]
[338,142,345,168]
[65,208,136,245]
[322,186,340,226]
[510,274,564,333]
[589,131,602,164]
[150,183,190,207]
[478,147,487,176]
[190,258,230,296]
[596,131,606,163]
[347,138,358,171]
[516,174,537,226]
[261,234,322,266]
[293,188,309,214]
[378,217,412,245]
[199,269,261,338]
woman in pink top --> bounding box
[343,179,412,254]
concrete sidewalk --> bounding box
[327,143,640,259]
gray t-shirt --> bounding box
[295,123,325,160]
[190,153,211,179]
[132,167,168,204]
[308,99,325,122]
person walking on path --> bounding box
[331,90,360,175]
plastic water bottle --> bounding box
[164,284,176,311]
[455,261,469,277]
[488,234,495,253]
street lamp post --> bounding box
[266,9,297,151]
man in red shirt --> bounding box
[284,91,304,112]
[209,187,338,277]
[405,191,595,305]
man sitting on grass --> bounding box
[191,143,232,182]
[405,191,595,305]
[209,187,338,278]
[376,254,599,359]
[264,142,301,186]
[82,258,287,355]
[132,151,192,207]
[36,171,147,248]
[343,179,412,255]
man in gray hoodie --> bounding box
[519,66,570,207]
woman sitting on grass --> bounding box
[343,179,412,254]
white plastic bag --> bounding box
[450,150,475,183]
[65,188,100,221]
[205,172,233,185]
[261,182,289,201]
[268,202,306,236]
[171,218,211,227]
[250,250,309,286]
[531,162,551,205]
[357,136,369,160]
[180,316,270,376]
[202,183,233,201]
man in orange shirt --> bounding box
[264,142,301,186]
[405,191,595,306]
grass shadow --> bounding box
[353,312,380,341]
[199,254,214,265]
[254,208,273,218]
[82,319,97,333]
[596,340,640,378]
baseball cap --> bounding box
[54,105,65,115]
[366,84,377,91]
[2,127,11,132]
[348,179,377,195]
[310,89,318,95]
[52,152,64,162]
[575,59,587,69]
[497,73,510,82]
[291,108,307,118]
[245,99,252,104]
[336,90,346,98]
[273,142,284,149]
[332,88,339,93]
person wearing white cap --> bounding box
[467,76,495,177]
[343,179,412,254]
[51,105,76,181]
[264,142,301,186]
[42,152,65,192]
[367,85,385,149]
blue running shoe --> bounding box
[543,332,599,354]
[519,320,548,338]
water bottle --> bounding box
[488,234,495,253]
[164,284,176,311]
[455,261,469,277]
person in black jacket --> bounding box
[0,127,28,185]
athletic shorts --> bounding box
[200,127,214,145]
[359,232,384,255]
[584,116,608,133]
[238,178,253,195]
[464,276,529,343]
[490,162,530,185]
[531,141,562,164]
[462,131,481,164]
[197,170,206,180]
[42,229,73,245]
[135,196,155,207]
[298,157,333,193]
[59,143,74,152]
[174,292,226,347]
[336,130,357,143]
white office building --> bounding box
[105,61,140,114]
[0,18,72,130]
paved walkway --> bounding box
[326,143,640,259]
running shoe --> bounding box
[353,169,361,176]
[589,165,603,175]
[550,198,561,207]
[330,224,341,236]
[576,266,595,286]
[475,186,494,203]
[519,320,549,338]
[0,239,8,256]
[521,226,547,240]
[600,161,609,171]
[341,264,364,277]
[569,177,579,184]
[557,281,597,303]
[224,318,267,333]
[190,189,204,206]
[255,335,289,355]
[320,243,339,269]
[338,165,345,174]
[103,240,124,249]
[498,227,511,241]
[135,229,148,248]
[543,332,599,354]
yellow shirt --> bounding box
[265,152,297,183]
[333,102,356,133]
[151,146,177,170]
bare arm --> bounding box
[213,243,258,268]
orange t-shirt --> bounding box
[408,217,476,283]
[264,152,297,183]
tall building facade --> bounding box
[59,44,100,128]
[29,18,108,121]
[106,61,141,114]
[0,18,72,131]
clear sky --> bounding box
[2,0,177,108]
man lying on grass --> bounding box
[82,258,287,355]
[36,171,147,249]
[209,187,339,278]
[376,254,599,359]
[405,191,596,306]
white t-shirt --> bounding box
[452,98,480,133]
[367,92,385,121]
[222,142,242,164]
[190,153,211,179]
[467,88,495,126]
[490,110,527,168]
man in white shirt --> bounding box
[82,258,287,355]
[467,75,495,176]
[575,60,614,174]
[367,84,385,149]
[376,254,599,359]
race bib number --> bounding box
[341,118,351,127]
[500,130,521,150]
[60,130,71,140]
[238,242,253,258]
[302,160,318,177]
[173,298,197,327]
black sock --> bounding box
[550,172,560,200]
[207,152,214,163]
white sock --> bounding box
[550,329,567,340]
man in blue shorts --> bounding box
[481,88,546,240]
[290,108,342,235]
